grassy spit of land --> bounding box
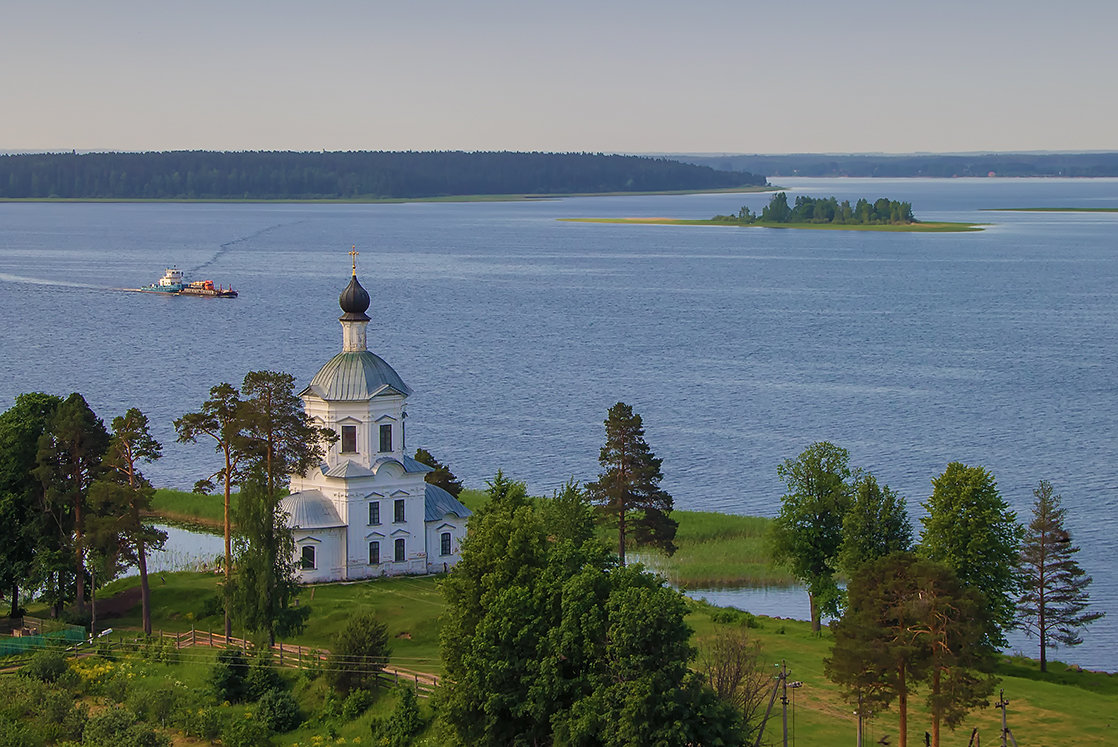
[28,571,1117,746]
[560,217,984,232]
[150,487,793,589]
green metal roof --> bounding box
[305,351,412,402]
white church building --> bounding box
[280,260,471,583]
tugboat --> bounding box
[137,268,237,298]
[138,267,186,294]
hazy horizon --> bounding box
[3,0,1116,154]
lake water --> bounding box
[2,178,1116,669]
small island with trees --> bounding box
[565,191,982,231]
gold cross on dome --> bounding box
[349,245,359,275]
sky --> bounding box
[2,0,1116,154]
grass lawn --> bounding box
[36,571,1116,745]
[560,217,984,232]
[687,602,1118,745]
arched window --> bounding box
[394,538,406,563]
[440,532,452,557]
[300,546,316,570]
[369,541,380,565]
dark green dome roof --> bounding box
[339,274,371,321]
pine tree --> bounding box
[88,408,166,634]
[174,381,248,639]
[413,447,464,497]
[1017,480,1103,672]
[34,393,109,615]
[586,402,676,566]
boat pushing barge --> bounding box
[136,268,238,298]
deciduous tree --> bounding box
[918,463,1023,647]
[769,441,853,632]
[1016,480,1103,672]
[439,470,741,746]
[586,402,677,565]
[836,472,913,578]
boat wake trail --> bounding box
[0,272,108,290]
[190,220,305,275]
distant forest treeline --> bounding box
[676,152,1118,178]
[0,151,765,199]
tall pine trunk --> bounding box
[224,448,233,640]
[932,668,941,747]
[898,661,908,747]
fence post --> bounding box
[278,642,283,665]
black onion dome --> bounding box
[339,274,370,321]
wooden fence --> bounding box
[129,628,440,697]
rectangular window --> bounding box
[440,532,452,557]
[394,498,405,523]
[379,423,392,452]
[369,541,380,565]
[394,538,405,562]
[341,424,357,453]
[369,501,380,526]
[300,545,315,570]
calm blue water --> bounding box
[2,178,1116,669]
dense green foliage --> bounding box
[826,552,995,747]
[33,392,110,616]
[918,463,1023,648]
[439,471,742,745]
[835,473,913,578]
[586,402,678,564]
[0,392,62,617]
[682,151,1118,178]
[1017,480,1103,671]
[326,610,391,695]
[0,150,765,199]
[714,192,915,225]
[413,447,464,497]
[769,441,854,632]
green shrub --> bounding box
[211,647,250,702]
[128,679,182,727]
[221,713,272,747]
[0,718,34,747]
[256,689,301,733]
[341,687,376,719]
[38,690,87,743]
[176,706,222,742]
[371,686,425,747]
[82,708,168,747]
[326,610,390,694]
[21,649,68,682]
[245,658,284,700]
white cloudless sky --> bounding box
[2,0,1115,153]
